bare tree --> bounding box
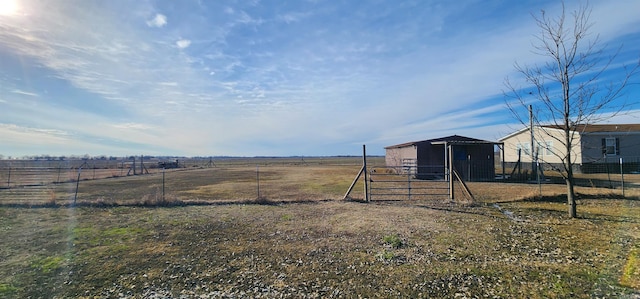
[505,2,639,218]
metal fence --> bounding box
[368,165,450,201]
[498,156,640,186]
[1,156,637,207]
[581,156,640,174]
[0,157,372,207]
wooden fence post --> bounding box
[363,145,369,202]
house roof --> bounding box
[385,135,497,149]
[499,123,640,141]
[543,123,640,133]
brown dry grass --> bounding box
[0,158,639,298]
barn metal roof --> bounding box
[385,135,498,149]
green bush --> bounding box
[383,234,404,249]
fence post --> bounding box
[74,167,82,205]
[256,165,260,199]
[620,158,625,197]
[56,163,62,183]
[162,167,166,201]
[537,160,541,196]
[363,144,369,202]
[6,163,10,188]
[407,170,411,200]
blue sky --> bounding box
[1,0,639,157]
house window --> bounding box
[516,143,530,155]
[602,137,620,156]
[533,141,552,157]
[544,141,553,156]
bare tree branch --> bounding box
[503,1,640,218]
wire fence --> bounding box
[1,156,638,208]
[0,157,375,207]
[581,156,640,174]
[498,156,640,181]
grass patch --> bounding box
[376,250,396,261]
[0,283,19,295]
[280,214,293,221]
[383,234,405,249]
[621,244,640,288]
[30,255,67,274]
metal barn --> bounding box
[385,135,497,181]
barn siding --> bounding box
[386,136,497,181]
[385,146,417,169]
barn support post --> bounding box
[443,143,449,182]
[500,144,505,180]
[448,144,454,200]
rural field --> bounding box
[1,157,639,298]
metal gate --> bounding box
[368,165,450,200]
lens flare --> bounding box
[0,0,18,16]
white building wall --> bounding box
[501,127,582,164]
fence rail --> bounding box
[368,165,450,201]
[0,157,378,206]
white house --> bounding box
[499,124,640,173]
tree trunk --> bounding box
[566,178,576,218]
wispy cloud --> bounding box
[146,13,167,28]
[111,123,155,131]
[11,89,39,97]
[0,0,638,157]
[277,11,311,24]
[0,124,70,137]
[176,39,191,49]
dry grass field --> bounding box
[0,157,639,298]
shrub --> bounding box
[383,234,404,249]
